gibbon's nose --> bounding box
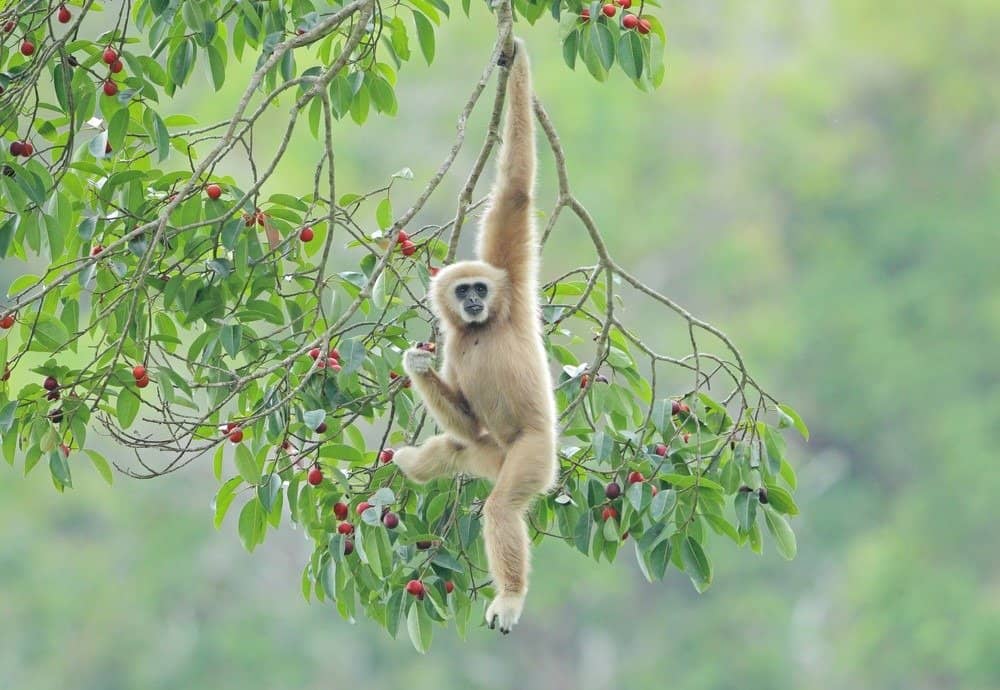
[465,303,484,315]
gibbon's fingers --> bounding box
[395,435,503,484]
[402,347,434,376]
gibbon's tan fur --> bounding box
[394,39,556,634]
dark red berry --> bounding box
[654,443,668,457]
[637,18,651,34]
[400,239,416,256]
[382,512,399,529]
[445,580,454,594]
[627,470,645,484]
[299,226,314,242]
[602,4,616,17]
[333,502,349,520]
[605,482,621,499]
[9,141,24,157]
[110,59,124,74]
[20,40,35,56]
[43,376,58,391]
[57,5,71,23]
[622,14,638,29]
[228,428,244,443]
[102,80,118,97]
[102,47,118,64]
[307,466,323,485]
[356,501,372,515]
[343,539,354,555]
[415,540,432,550]
[405,579,424,597]
[379,448,394,463]
[315,422,327,434]
[205,184,222,200]
[337,521,354,535]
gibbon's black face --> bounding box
[454,281,491,324]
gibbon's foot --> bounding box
[391,446,421,480]
[403,347,434,376]
[498,39,519,68]
[486,592,525,635]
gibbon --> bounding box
[394,39,557,635]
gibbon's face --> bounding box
[453,279,493,324]
[431,261,509,329]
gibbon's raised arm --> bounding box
[476,40,537,290]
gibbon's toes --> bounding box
[403,347,433,376]
[485,593,524,634]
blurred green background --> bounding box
[3,1,998,688]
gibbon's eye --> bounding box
[473,282,488,297]
[455,284,469,299]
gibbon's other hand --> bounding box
[403,347,434,377]
[497,37,520,68]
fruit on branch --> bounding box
[110,59,124,74]
[0,314,15,329]
[602,4,616,18]
[617,0,632,8]
[637,18,651,34]
[314,422,327,433]
[627,470,645,484]
[136,376,149,389]
[43,376,59,391]
[400,239,416,256]
[333,502,349,520]
[396,230,409,244]
[343,539,354,555]
[243,212,257,227]
[20,40,34,56]
[654,443,668,457]
[3,21,15,32]
[605,481,621,499]
[205,184,222,200]
[405,579,425,598]
[580,373,590,388]
[601,506,618,521]
[102,80,118,97]
[428,266,440,277]
[329,348,340,360]
[672,400,690,415]
[337,522,354,535]
[379,448,394,463]
[228,427,244,444]
[307,465,323,485]
[326,359,341,373]
[21,141,33,157]
[445,581,454,594]
[356,501,372,515]
[9,141,24,157]
[57,5,71,23]
[90,245,103,256]
[622,13,638,29]
[757,487,769,504]
[299,226,314,242]
[308,347,320,359]
[382,512,399,529]
[102,46,118,64]
[579,8,590,22]
[49,408,63,423]
[415,540,432,550]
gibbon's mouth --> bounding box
[462,309,489,325]
[464,304,484,316]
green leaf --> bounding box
[649,487,676,520]
[376,197,393,230]
[590,22,615,71]
[763,505,797,559]
[237,499,266,552]
[220,324,242,358]
[735,490,757,533]
[562,29,579,70]
[151,110,170,162]
[257,473,281,512]
[83,449,113,485]
[591,431,613,463]
[115,389,141,428]
[233,443,259,483]
[763,483,799,515]
[30,314,70,352]
[778,403,809,440]
[213,477,242,528]
[406,600,433,653]
[337,339,366,375]
[412,11,436,64]
[680,536,712,592]
[618,30,644,80]
[49,450,73,489]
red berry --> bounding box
[102,47,118,64]
[224,422,238,432]
[57,5,71,23]
[110,59,124,74]
[580,373,590,388]
[415,540,432,550]
[307,466,323,485]
[3,21,14,32]
[428,266,440,278]
[637,18,651,34]
[315,422,327,434]
[9,141,24,157]
[90,245,103,256]
[228,428,244,443]
[132,365,146,380]
[243,212,256,227]
[21,141,33,157]
[343,539,354,555]
[379,448,394,463]
[618,0,632,7]
[654,443,668,457]
[382,512,399,529]
[0,314,15,329]
[356,501,372,515]
[333,502,349,520]
[389,371,399,380]
[20,40,34,56]
[602,4,616,17]
[329,348,340,360]
[315,358,326,369]
[205,184,222,200]
[580,8,590,21]
[299,226,314,242]
[43,376,58,391]
[136,375,150,389]
[103,80,118,97]
[255,211,265,225]
[678,402,690,415]
[400,239,416,256]
[308,347,321,359]
[601,506,618,521]
[628,470,645,484]
[326,357,339,371]
[47,390,60,402]
[605,482,621,499]
[622,13,638,29]
[396,230,409,244]
[405,579,424,597]
[337,521,354,535]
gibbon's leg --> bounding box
[394,434,503,484]
[476,38,537,288]
[483,429,556,634]
[403,348,481,443]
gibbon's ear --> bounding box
[430,260,511,329]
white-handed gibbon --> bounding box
[394,38,557,635]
